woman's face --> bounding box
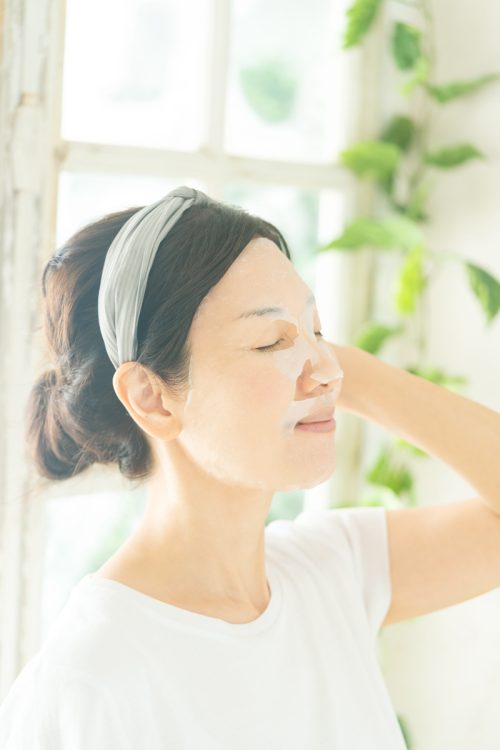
[176,237,344,492]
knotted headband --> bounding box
[97,185,215,370]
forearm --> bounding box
[333,344,500,514]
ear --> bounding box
[112,363,181,440]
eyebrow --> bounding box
[234,293,316,321]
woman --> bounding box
[0,187,407,748]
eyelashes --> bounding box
[256,331,324,352]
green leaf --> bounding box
[396,715,413,748]
[365,445,414,497]
[406,179,434,221]
[393,245,427,315]
[380,115,416,152]
[401,55,430,95]
[392,22,422,70]
[354,321,404,354]
[340,140,402,181]
[378,172,396,198]
[424,144,485,168]
[323,215,423,252]
[239,59,297,123]
[465,262,500,323]
[322,219,395,250]
[343,0,384,48]
[425,73,500,103]
[322,217,422,252]
[376,216,424,248]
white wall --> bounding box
[377,1,500,748]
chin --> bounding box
[279,460,337,492]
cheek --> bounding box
[186,354,287,419]
[187,346,300,433]
[233,357,295,411]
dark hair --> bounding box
[24,196,292,486]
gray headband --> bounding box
[97,185,215,370]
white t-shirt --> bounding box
[0,506,407,749]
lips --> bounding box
[297,408,335,424]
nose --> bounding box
[299,343,344,396]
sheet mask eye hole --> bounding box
[256,331,323,352]
[256,338,286,352]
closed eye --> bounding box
[256,331,324,352]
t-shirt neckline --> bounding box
[78,561,283,637]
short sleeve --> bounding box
[0,662,133,750]
[281,505,392,639]
[334,507,392,637]
[51,670,134,749]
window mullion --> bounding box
[60,139,353,192]
[203,0,232,200]
[0,0,65,699]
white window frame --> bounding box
[0,0,384,696]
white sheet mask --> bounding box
[172,238,345,493]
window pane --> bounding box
[61,0,211,150]
[223,183,345,289]
[56,172,206,245]
[42,488,147,641]
[225,0,351,163]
